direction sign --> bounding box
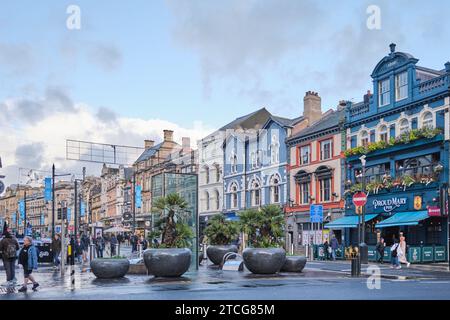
[353,192,367,207]
[310,204,323,223]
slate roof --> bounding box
[219,108,271,130]
[134,142,164,163]
[287,108,345,142]
[270,115,304,127]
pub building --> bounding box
[326,44,450,262]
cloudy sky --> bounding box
[1,0,450,189]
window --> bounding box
[300,145,310,165]
[379,125,388,142]
[270,176,280,203]
[215,190,220,210]
[205,166,210,184]
[230,183,238,208]
[251,180,261,207]
[360,131,369,147]
[231,154,238,173]
[299,182,310,204]
[215,165,220,182]
[399,119,409,135]
[250,152,256,169]
[379,78,390,106]
[422,112,433,128]
[205,191,210,211]
[320,139,332,160]
[395,72,408,101]
[320,178,331,202]
[270,135,280,164]
[257,150,262,167]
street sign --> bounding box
[310,205,323,223]
[55,225,61,234]
[0,180,4,194]
[353,192,367,207]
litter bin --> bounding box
[367,246,377,262]
[351,258,360,277]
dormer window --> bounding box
[379,78,390,106]
[395,71,408,101]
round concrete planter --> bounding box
[143,248,191,277]
[90,258,130,279]
[206,245,238,265]
[243,248,286,274]
[281,256,307,273]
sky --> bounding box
[1,0,450,189]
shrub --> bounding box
[203,214,239,245]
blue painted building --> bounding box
[327,44,450,252]
[223,111,302,218]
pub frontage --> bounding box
[326,44,450,263]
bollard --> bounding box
[118,243,121,256]
[138,244,143,258]
[90,243,95,261]
[351,257,360,277]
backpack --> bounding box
[391,244,398,257]
[4,243,17,259]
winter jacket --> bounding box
[51,238,61,254]
[0,234,19,259]
[19,244,38,270]
[330,238,339,250]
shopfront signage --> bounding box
[427,206,441,217]
[413,196,422,210]
[372,197,407,213]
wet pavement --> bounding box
[1,253,450,300]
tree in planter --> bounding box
[238,204,285,248]
[151,193,194,248]
[203,214,239,245]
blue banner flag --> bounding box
[19,199,25,219]
[12,213,16,224]
[44,178,52,201]
[40,214,45,225]
[135,185,142,208]
[80,201,85,217]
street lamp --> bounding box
[51,164,71,239]
[358,155,368,266]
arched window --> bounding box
[231,153,238,173]
[205,191,210,211]
[250,152,256,169]
[215,190,220,210]
[379,125,388,142]
[422,112,433,128]
[215,164,220,182]
[230,182,238,209]
[250,179,261,207]
[360,131,369,147]
[205,166,210,184]
[270,175,280,203]
[399,119,409,134]
[270,135,280,164]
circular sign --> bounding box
[353,192,367,207]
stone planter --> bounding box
[143,248,191,277]
[206,245,238,265]
[243,248,286,274]
[90,258,130,279]
[281,256,307,273]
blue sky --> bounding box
[1,0,450,186]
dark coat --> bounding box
[0,234,19,259]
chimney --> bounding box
[337,100,347,111]
[303,91,322,124]
[390,43,396,54]
[182,137,190,149]
[445,61,450,73]
[144,139,154,149]
[163,130,174,142]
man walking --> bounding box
[110,234,118,257]
[376,237,386,264]
[330,235,339,261]
[0,226,19,286]
[95,235,105,258]
[81,233,90,262]
[51,233,61,269]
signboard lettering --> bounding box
[372,197,407,213]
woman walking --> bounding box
[390,238,402,269]
[398,233,411,268]
[18,236,40,292]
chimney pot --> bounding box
[163,130,174,142]
[144,140,155,149]
[389,43,396,53]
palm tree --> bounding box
[203,214,239,245]
[152,193,189,247]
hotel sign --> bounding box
[373,197,407,213]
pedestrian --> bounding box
[390,238,402,269]
[51,233,61,269]
[376,237,385,263]
[18,236,39,292]
[398,233,410,268]
[139,236,148,251]
[117,233,123,244]
[110,234,118,257]
[0,226,19,286]
[74,237,84,264]
[95,236,105,258]
[81,233,90,262]
[153,238,159,248]
[131,233,138,253]
[323,240,330,260]
[330,235,339,261]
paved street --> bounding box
[1,258,450,300]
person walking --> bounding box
[323,240,330,260]
[51,233,61,269]
[398,233,410,268]
[390,238,402,269]
[74,237,84,264]
[18,236,39,292]
[95,236,105,258]
[0,226,19,286]
[131,233,138,253]
[110,234,118,257]
[376,237,386,263]
[139,236,148,251]
[81,233,90,262]
[330,235,339,261]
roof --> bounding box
[270,115,304,128]
[287,108,344,142]
[416,66,445,76]
[134,142,163,163]
[219,108,271,130]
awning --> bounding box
[375,211,429,228]
[324,214,378,229]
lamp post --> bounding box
[51,164,71,239]
[359,155,368,266]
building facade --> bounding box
[330,44,450,253]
